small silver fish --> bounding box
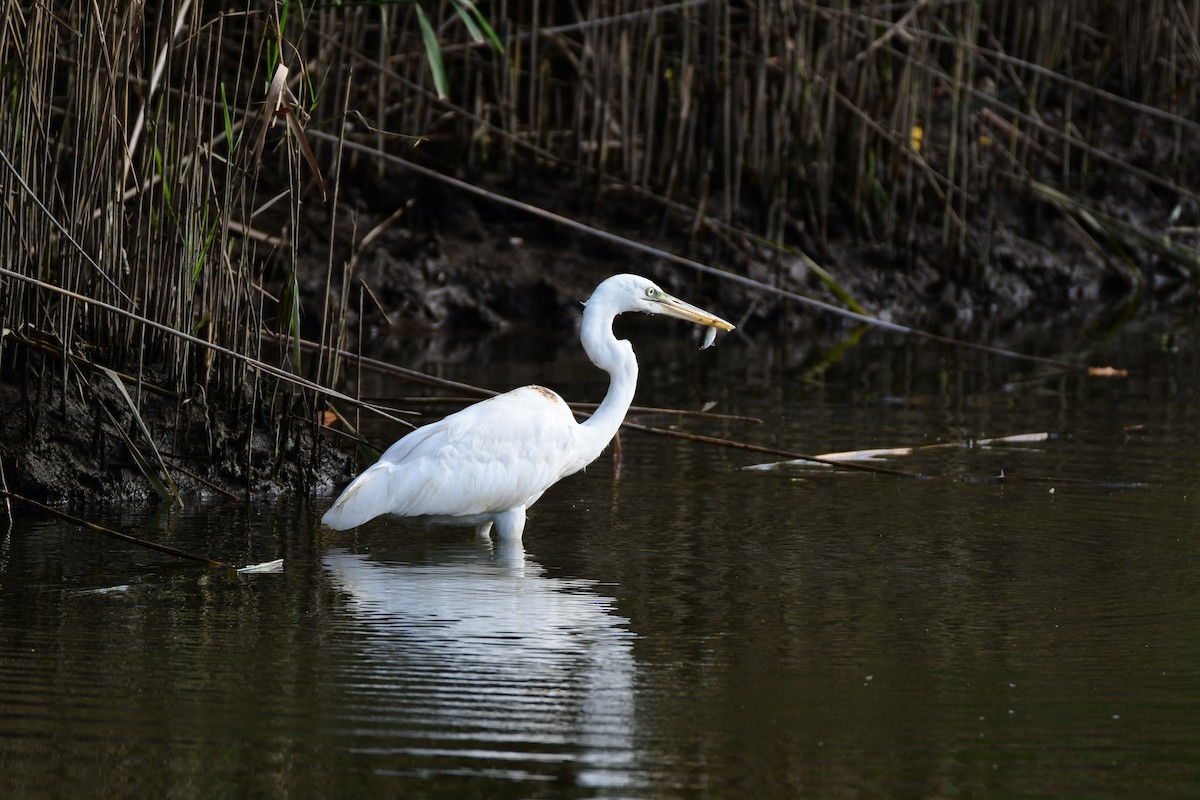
[700,327,718,350]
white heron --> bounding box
[321,273,735,539]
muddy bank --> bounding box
[305,163,1193,347]
[2,162,1193,506]
[0,363,350,506]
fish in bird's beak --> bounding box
[654,293,736,332]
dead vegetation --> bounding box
[0,0,1197,501]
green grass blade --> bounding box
[99,367,182,507]
[455,0,503,52]
[153,143,172,208]
[450,0,484,43]
[415,4,449,99]
[220,81,235,151]
[749,233,869,316]
[280,268,303,373]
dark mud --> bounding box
[307,162,1194,348]
[0,363,350,506]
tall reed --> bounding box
[315,0,1200,279]
[0,1,344,498]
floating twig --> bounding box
[744,431,1055,471]
[618,421,923,478]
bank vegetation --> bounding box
[1,0,1197,501]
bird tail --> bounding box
[321,463,392,530]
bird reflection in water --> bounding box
[323,538,641,790]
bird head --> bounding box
[588,274,735,331]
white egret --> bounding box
[321,273,735,538]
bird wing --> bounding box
[323,386,581,529]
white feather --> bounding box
[322,274,734,539]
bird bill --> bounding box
[656,294,736,332]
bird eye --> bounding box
[645,287,658,299]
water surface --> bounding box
[3,320,1200,797]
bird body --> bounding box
[322,386,581,536]
[322,274,734,539]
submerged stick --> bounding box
[0,490,232,569]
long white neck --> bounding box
[575,302,638,466]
